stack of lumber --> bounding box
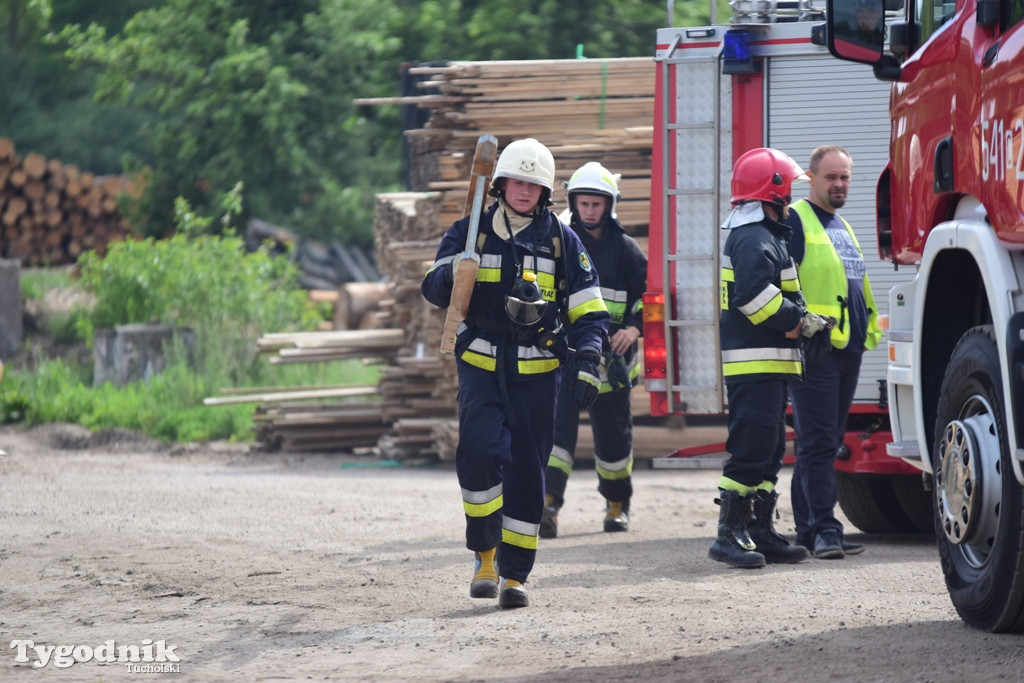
[243,58,661,458]
[372,192,460,460]
[0,137,137,266]
[358,57,654,236]
[214,329,406,452]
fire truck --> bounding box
[644,1,931,536]
[644,0,1024,631]
[817,0,1024,632]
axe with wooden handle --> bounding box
[439,134,499,355]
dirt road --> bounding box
[2,423,1022,682]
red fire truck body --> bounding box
[822,0,1024,632]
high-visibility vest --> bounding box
[791,199,881,351]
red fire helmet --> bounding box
[729,147,807,206]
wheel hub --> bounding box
[936,419,980,544]
[935,396,1003,562]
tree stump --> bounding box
[0,260,22,358]
[93,324,196,388]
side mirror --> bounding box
[888,20,918,61]
[826,0,886,65]
[977,0,999,27]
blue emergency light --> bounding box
[721,29,760,74]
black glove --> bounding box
[572,350,602,409]
[605,351,631,391]
[801,325,833,366]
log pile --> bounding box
[0,137,138,266]
[358,57,655,236]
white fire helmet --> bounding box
[491,138,556,193]
[566,161,621,219]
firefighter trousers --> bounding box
[789,349,862,542]
[455,363,560,583]
[546,386,634,509]
[722,379,788,489]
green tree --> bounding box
[0,0,155,174]
[0,0,50,53]
[57,0,404,243]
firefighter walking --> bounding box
[421,138,609,607]
[539,162,647,538]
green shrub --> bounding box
[2,189,376,443]
[76,197,323,386]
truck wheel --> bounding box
[933,325,1024,632]
[889,473,935,534]
[836,472,919,533]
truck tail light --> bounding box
[643,292,668,384]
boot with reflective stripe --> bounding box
[498,577,529,608]
[708,490,766,569]
[748,489,809,564]
[470,548,498,598]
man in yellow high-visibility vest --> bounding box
[787,145,882,560]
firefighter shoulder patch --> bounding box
[577,251,593,272]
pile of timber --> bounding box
[245,57,660,458]
[210,329,406,452]
[0,137,137,266]
[357,57,654,235]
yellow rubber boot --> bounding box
[470,548,498,598]
[498,577,529,609]
[604,500,629,532]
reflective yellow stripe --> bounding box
[742,290,783,325]
[718,476,757,495]
[478,267,501,283]
[502,528,539,550]
[567,286,607,323]
[502,515,540,550]
[518,358,560,374]
[780,265,800,292]
[462,350,497,371]
[723,359,802,376]
[462,484,503,518]
[596,454,633,481]
[547,445,573,475]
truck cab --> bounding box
[827,0,1024,632]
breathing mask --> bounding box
[505,270,548,326]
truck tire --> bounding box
[889,472,935,534]
[836,472,922,533]
[933,325,1024,632]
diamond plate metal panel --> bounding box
[673,195,717,255]
[675,325,723,414]
[673,59,718,125]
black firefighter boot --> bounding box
[748,489,809,564]
[708,490,766,569]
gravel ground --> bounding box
[2,423,1023,682]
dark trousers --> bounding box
[546,386,634,508]
[456,363,560,583]
[789,349,863,542]
[722,379,788,488]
